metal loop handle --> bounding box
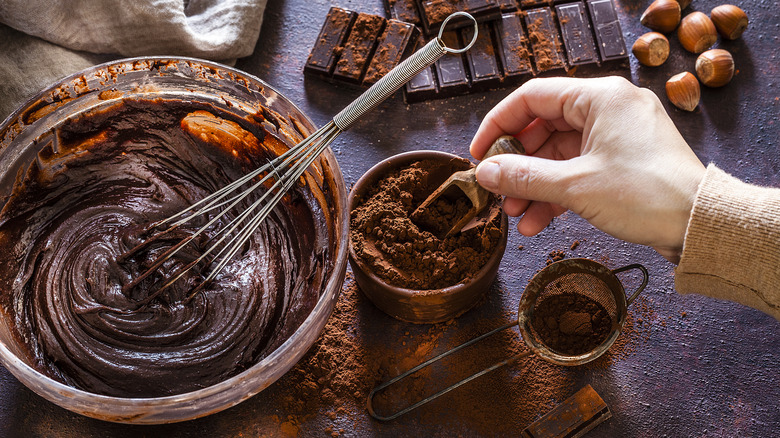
[611,263,649,305]
[367,321,530,422]
[439,11,479,54]
[332,12,477,131]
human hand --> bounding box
[470,76,706,263]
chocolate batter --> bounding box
[0,98,333,397]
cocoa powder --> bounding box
[350,158,503,290]
[267,262,654,435]
[532,293,612,356]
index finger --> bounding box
[469,77,607,159]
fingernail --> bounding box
[476,161,500,189]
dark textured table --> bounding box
[1,0,778,436]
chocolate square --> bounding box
[385,0,422,26]
[333,13,387,83]
[524,7,567,72]
[364,20,421,85]
[404,65,439,103]
[496,0,519,11]
[586,0,628,62]
[304,8,357,78]
[555,2,599,66]
[462,22,502,92]
[495,12,534,84]
[434,31,470,95]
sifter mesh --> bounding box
[527,272,618,357]
[516,258,644,365]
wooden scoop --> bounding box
[412,135,525,238]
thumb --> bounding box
[475,154,578,207]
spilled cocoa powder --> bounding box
[350,158,503,290]
[267,272,655,436]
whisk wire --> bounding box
[125,12,480,301]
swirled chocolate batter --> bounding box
[0,98,334,397]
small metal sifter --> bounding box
[367,258,648,421]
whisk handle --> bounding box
[332,12,478,131]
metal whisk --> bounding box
[122,12,480,299]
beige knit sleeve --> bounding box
[675,164,780,320]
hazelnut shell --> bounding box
[696,49,735,87]
[711,5,748,40]
[640,0,682,33]
[678,11,718,53]
[666,72,700,112]
[675,0,691,10]
[632,32,670,67]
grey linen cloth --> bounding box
[0,0,268,120]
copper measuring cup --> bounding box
[367,258,649,421]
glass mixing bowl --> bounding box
[0,57,348,424]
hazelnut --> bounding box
[632,32,670,67]
[666,72,700,112]
[675,0,691,10]
[677,11,718,53]
[640,0,682,33]
[711,5,748,39]
[695,49,735,87]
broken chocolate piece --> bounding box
[462,23,502,92]
[495,12,534,84]
[364,20,420,85]
[520,385,611,438]
[304,7,357,78]
[524,7,567,72]
[434,31,470,96]
[386,0,422,25]
[587,0,628,62]
[333,13,386,83]
[555,2,599,66]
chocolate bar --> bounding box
[462,23,502,91]
[305,8,419,88]
[364,20,421,85]
[386,0,421,25]
[434,31,470,95]
[495,12,534,84]
[555,2,599,67]
[304,8,356,78]
[524,7,567,72]
[586,0,628,62]
[333,13,386,83]
[417,0,502,36]
[386,0,629,103]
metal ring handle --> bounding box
[611,263,649,306]
[438,11,479,54]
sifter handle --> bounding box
[612,263,649,305]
